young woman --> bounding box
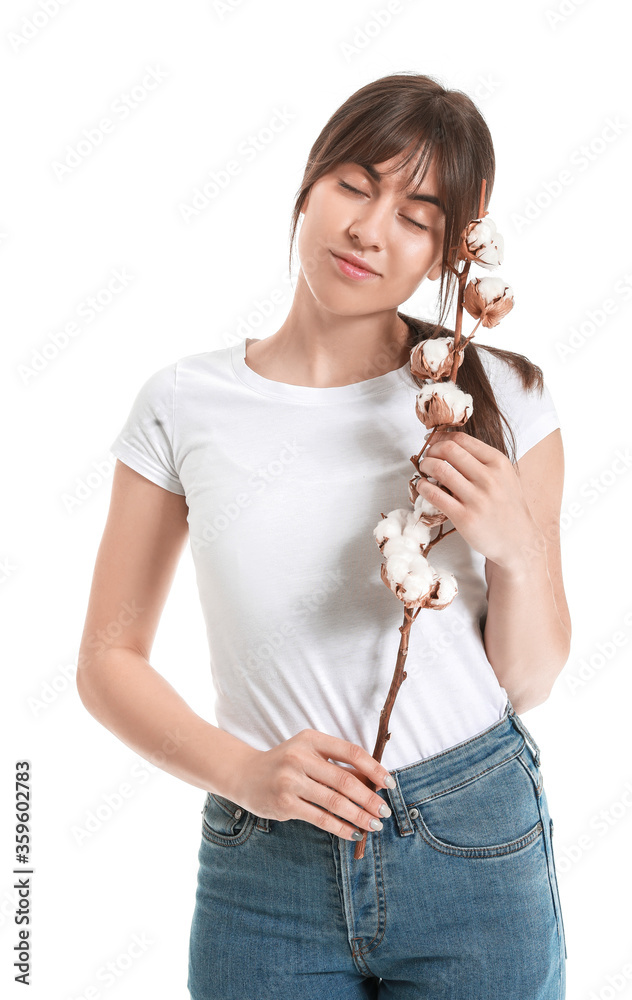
[77,73,570,998]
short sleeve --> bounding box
[479,350,561,463]
[109,363,186,495]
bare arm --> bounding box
[77,460,393,843]
[76,459,256,803]
[483,428,572,714]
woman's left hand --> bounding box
[416,430,543,570]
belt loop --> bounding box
[385,772,415,837]
[507,702,541,767]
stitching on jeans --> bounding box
[546,818,568,969]
[358,828,387,956]
[201,811,256,846]
[343,835,358,960]
[408,743,525,807]
[413,815,544,858]
[392,712,511,775]
[515,750,542,793]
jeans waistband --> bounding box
[383,697,541,837]
[249,698,542,837]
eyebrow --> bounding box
[356,161,446,213]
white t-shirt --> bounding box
[109,337,561,770]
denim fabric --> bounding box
[187,699,567,999]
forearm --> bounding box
[76,646,257,803]
[483,543,571,714]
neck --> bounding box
[244,275,412,389]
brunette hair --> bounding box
[288,72,547,466]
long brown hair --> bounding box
[288,72,546,467]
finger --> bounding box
[415,470,463,518]
[423,437,491,490]
[311,732,394,792]
[430,429,501,466]
[298,799,369,842]
[418,454,476,504]
[309,757,391,825]
[301,766,388,837]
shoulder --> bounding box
[133,343,233,400]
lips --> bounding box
[333,251,379,274]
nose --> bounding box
[348,200,389,250]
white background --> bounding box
[2,0,630,997]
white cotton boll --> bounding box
[388,507,410,525]
[417,381,473,422]
[386,553,414,585]
[381,535,407,558]
[469,217,496,245]
[402,514,432,547]
[374,508,408,543]
[418,381,456,405]
[428,563,458,602]
[476,232,504,268]
[374,518,399,544]
[401,534,423,556]
[476,276,509,301]
[434,571,458,603]
[400,575,424,601]
[421,337,452,371]
[383,535,418,560]
[414,494,442,517]
[402,571,433,602]
[409,553,434,583]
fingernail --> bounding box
[384,774,396,788]
[379,803,392,818]
[370,819,383,831]
[351,830,363,840]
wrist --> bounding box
[223,745,262,806]
[487,528,548,581]
[208,727,261,805]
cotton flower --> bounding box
[379,559,458,610]
[374,508,431,552]
[463,276,514,328]
[415,381,473,429]
[426,567,459,609]
[458,216,504,269]
[373,510,457,609]
[409,336,465,382]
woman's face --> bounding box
[297,150,446,317]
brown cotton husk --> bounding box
[409,338,464,382]
[415,393,471,429]
[457,217,488,263]
[463,279,514,328]
[380,562,457,611]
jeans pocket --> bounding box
[201,792,255,847]
[411,750,544,858]
[548,818,568,960]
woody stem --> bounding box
[449,178,487,381]
[353,604,416,860]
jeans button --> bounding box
[409,808,419,819]
[234,809,242,819]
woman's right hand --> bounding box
[230,729,394,841]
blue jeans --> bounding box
[187,699,567,999]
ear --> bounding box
[427,258,443,282]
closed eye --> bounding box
[337,180,430,232]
